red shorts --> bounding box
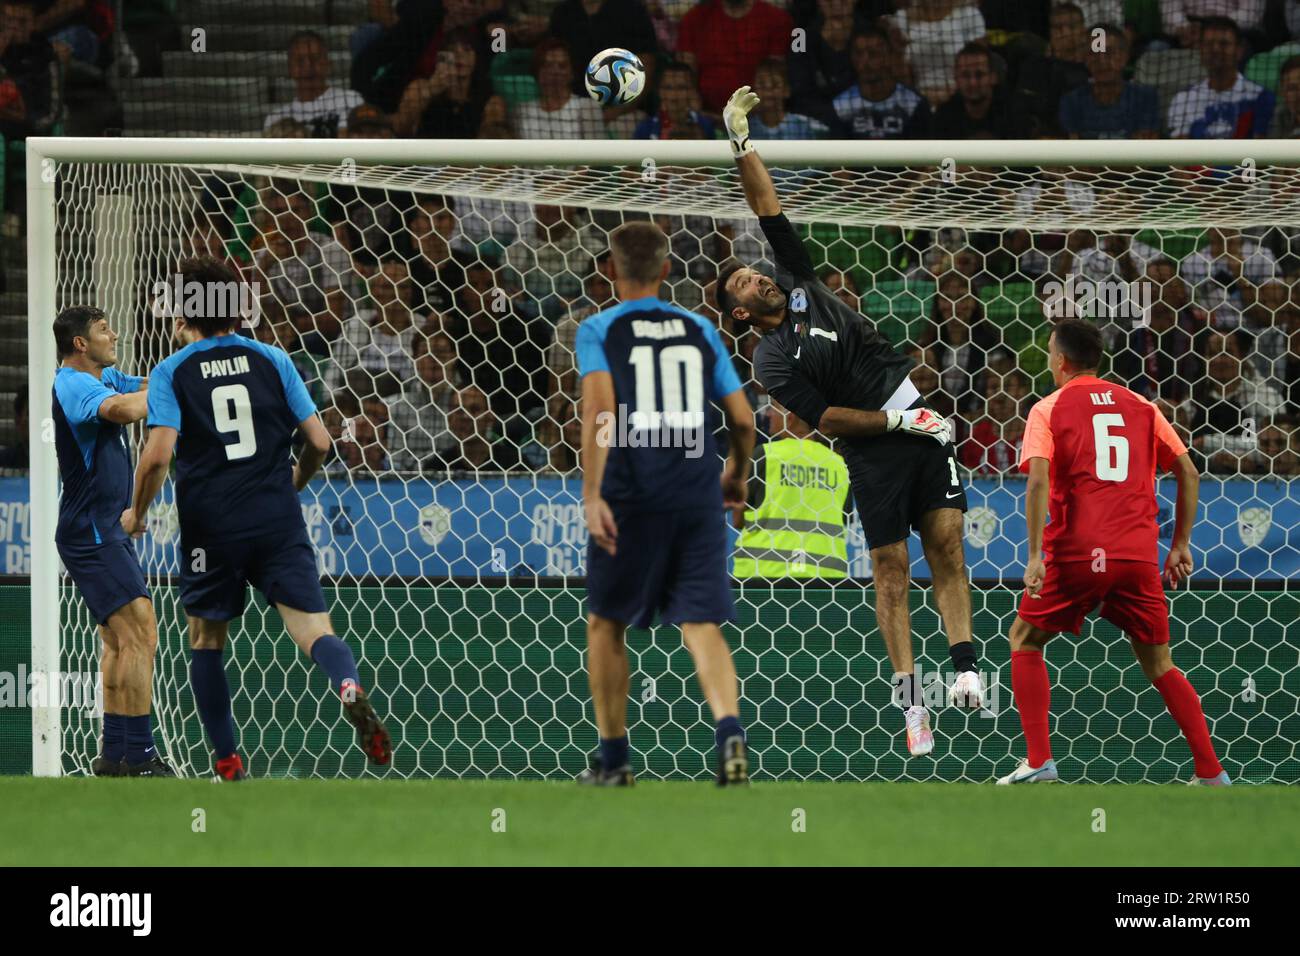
[1017,559,1170,645]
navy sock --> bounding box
[102,713,125,762]
[191,648,238,759]
[948,641,978,674]
[310,635,361,694]
[599,735,629,771]
[124,714,157,764]
[715,715,744,752]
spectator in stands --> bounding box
[394,28,500,138]
[1166,17,1274,138]
[506,204,605,319]
[549,0,658,130]
[1180,227,1278,328]
[405,197,466,318]
[122,0,180,78]
[32,0,102,65]
[327,257,421,396]
[1269,54,1300,136]
[787,2,855,128]
[264,31,363,138]
[634,60,717,138]
[1010,2,1090,138]
[250,185,352,352]
[1250,422,1299,475]
[924,271,994,413]
[1189,329,1289,472]
[0,384,27,469]
[433,384,518,471]
[819,267,860,310]
[749,56,830,138]
[676,0,793,113]
[1059,22,1160,139]
[344,102,395,139]
[325,390,390,474]
[1111,260,1205,402]
[960,374,1025,475]
[542,255,614,463]
[513,37,607,138]
[930,42,1013,139]
[832,27,930,139]
[0,0,59,139]
[1245,281,1299,386]
[256,300,329,410]
[886,0,986,105]
[388,334,461,472]
[1163,1,1267,53]
[451,259,545,421]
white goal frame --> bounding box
[27,135,1300,777]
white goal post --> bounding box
[27,136,1300,781]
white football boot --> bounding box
[948,670,985,709]
[996,757,1059,784]
[1188,771,1232,786]
[904,705,934,756]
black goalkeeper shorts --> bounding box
[842,432,967,551]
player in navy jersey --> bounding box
[122,257,391,780]
[576,222,757,786]
[52,306,173,777]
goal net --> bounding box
[28,138,1299,783]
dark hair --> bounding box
[956,40,995,70]
[609,221,669,284]
[177,255,244,338]
[1198,16,1241,42]
[287,29,326,52]
[754,56,788,83]
[1049,2,1084,24]
[660,59,697,84]
[715,260,745,321]
[53,305,105,359]
[532,36,570,79]
[850,26,894,50]
[1052,317,1104,370]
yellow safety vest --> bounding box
[733,438,850,579]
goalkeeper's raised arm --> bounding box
[725,86,781,219]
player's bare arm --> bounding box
[293,414,332,491]
[96,389,149,425]
[581,370,618,556]
[1023,456,1049,598]
[719,388,756,527]
[122,426,177,537]
[1165,452,1199,589]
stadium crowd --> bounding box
[1,0,1299,478]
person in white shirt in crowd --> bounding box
[1166,17,1274,138]
[327,257,424,396]
[886,0,985,105]
[512,36,608,139]
[1179,227,1277,328]
[264,30,364,137]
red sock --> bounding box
[1011,649,1052,766]
[1153,668,1223,779]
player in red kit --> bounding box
[997,318,1229,786]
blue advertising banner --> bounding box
[3,475,1296,581]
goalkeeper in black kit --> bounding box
[715,86,984,756]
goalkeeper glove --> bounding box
[724,86,760,159]
[886,407,953,445]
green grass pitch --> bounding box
[0,778,1294,866]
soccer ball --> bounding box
[585,48,646,107]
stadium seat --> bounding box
[1245,42,1300,91]
[491,49,539,106]
[863,279,935,347]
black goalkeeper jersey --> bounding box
[751,214,915,433]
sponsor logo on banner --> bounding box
[418,504,452,547]
[1237,506,1272,548]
